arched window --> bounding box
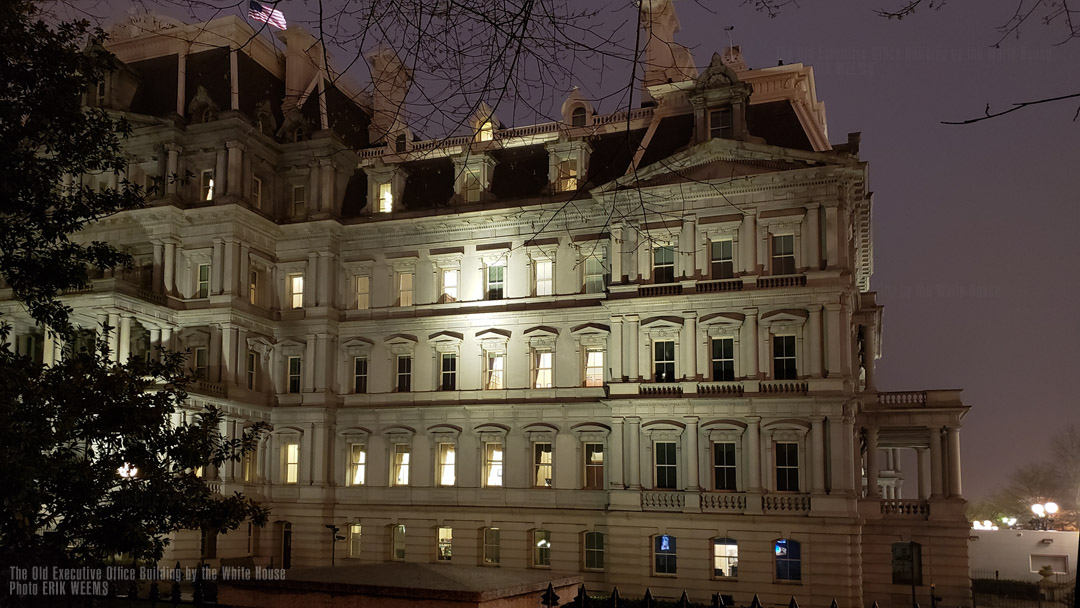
[774,538,801,580]
[571,106,587,127]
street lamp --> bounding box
[1031,502,1059,530]
[118,463,138,478]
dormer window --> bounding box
[709,108,733,140]
[478,120,494,142]
[200,170,215,201]
[571,106,587,127]
[395,134,407,153]
[555,159,577,192]
[462,169,482,202]
[378,182,393,213]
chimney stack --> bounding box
[367,48,412,145]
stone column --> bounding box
[152,241,164,294]
[824,205,839,269]
[117,315,132,364]
[165,144,180,195]
[741,210,757,274]
[208,325,222,382]
[214,149,228,199]
[746,416,761,492]
[610,417,625,489]
[865,426,880,498]
[176,52,186,117]
[221,325,237,384]
[610,225,623,283]
[318,252,332,307]
[810,417,826,494]
[163,242,176,296]
[212,240,224,295]
[684,416,700,491]
[916,447,930,500]
[947,426,962,498]
[609,316,623,382]
[149,327,161,362]
[626,315,640,382]
[808,304,823,377]
[824,303,842,377]
[681,311,697,381]
[864,322,878,391]
[224,240,239,296]
[806,203,821,271]
[743,308,758,379]
[307,162,320,213]
[680,215,697,279]
[241,243,252,302]
[304,335,316,392]
[226,141,244,195]
[627,417,641,490]
[107,313,120,362]
[161,326,173,353]
[928,427,944,498]
[319,160,334,213]
[42,330,56,366]
[305,253,318,308]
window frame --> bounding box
[712,537,739,579]
[584,348,605,387]
[771,233,796,275]
[397,271,414,307]
[437,442,456,487]
[583,531,604,571]
[251,176,262,209]
[291,185,306,216]
[355,275,370,310]
[485,352,505,390]
[774,538,802,581]
[654,441,678,490]
[348,443,366,487]
[440,268,459,303]
[436,526,453,562]
[248,269,259,305]
[347,524,362,558]
[353,356,369,393]
[653,534,678,576]
[584,255,606,294]
[710,238,734,279]
[396,355,412,392]
[775,441,800,493]
[555,158,578,192]
[709,107,734,140]
[462,168,482,202]
[485,262,505,300]
[287,273,304,309]
[286,355,302,394]
[482,527,500,565]
[534,258,553,296]
[533,442,553,488]
[378,182,393,213]
[197,263,211,299]
[532,529,552,567]
[193,346,209,379]
[390,524,406,561]
[391,443,410,486]
[482,441,504,488]
[200,169,215,201]
[653,339,676,383]
[532,349,554,389]
[440,353,457,390]
[246,351,257,390]
[583,442,605,489]
[773,334,798,380]
[711,337,736,382]
[282,442,300,484]
[652,245,676,283]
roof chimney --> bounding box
[367,48,412,145]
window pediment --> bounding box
[524,326,558,349]
[642,420,686,442]
[429,330,463,354]
[524,422,559,443]
[384,334,417,356]
[383,425,416,444]
[474,423,509,443]
[339,426,371,443]
[476,328,511,352]
[427,424,462,442]
[571,422,610,443]
[343,337,374,357]
[760,309,809,326]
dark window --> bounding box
[892,542,923,585]
[711,240,734,279]
[654,340,675,382]
[571,106,587,127]
[771,234,796,275]
[584,443,604,489]
[653,246,675,283]
[655,442,677,489]
[584,531,604,570]
[654,534,677,574]
[773,335,797,380]
[774,539,801,580]
[711,338,735,381]
[710,108,733,139]
[396,356,412,392]
[395,134,407,153]
[441,353,457,390]
[776,442,800,492]
[353,357,368,393]
[713,442,737,491]
[287,356,301,393]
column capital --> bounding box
[625,314,640,322]
[681,310,698,320]
[611,316,624,325]
[164,142,182,153]
[807,303,824,312]
[824,302,842,311]
[743,307,758,317]
[742,207,758,217]
[226,140,245,150]
[684,415,700,425]
[805,202,821,210]
[319,158,334,167]
[746,415,761,424]
[809,415,825,424]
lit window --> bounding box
[291,185,306,216]
[776,442,800,492]
[533,529,551,567]
[348,524,362,557]
[200,170,214,201]
[251,176,262,209]
[438,443,456,486]
[533,350,553,389]
[584,257,606,293]
[653,245,675,283]
[353,357,368,393]
[398,272,414,306]
[349,443,366,486]
[773,335,797,380]
[378,182,393,213]
[583,443,604,489]
[710,108,733,140]
[193,346,208,379]
[534,260,553,296]
[437,527,453,562]
[584,531,604,570]
[483,528,500,564]
[486,353,505,390]
[712,338,735,381]
[571,106,587,127]
[892,542,923,585]
[771,234,795,275]
[713,538,739,578]
[440,353,457,390]
[246,351,257,390]
[396,355,412,392]
[283,442,299,484]
[654,534,677,575]
[711,239,734,279]
[392,444,410,486]
[713,442,737,491]
[653,340,675,382]
[486,263,505,300]
[556,159,577,192]
[584,348,605,387]
[655,441,677,489]
[287,273,304,309]
[248,270,259,305]
[533,442,553,487]
[287,356,301,393]
[462,168,482,202]
[774,539,801,580]
[242,450,254,482]
[356,276,370,310]
[441,269,458,302]
[478,120,494,142]
[391,524,406,560]
[483,442,504,487]
[197,264,211,299]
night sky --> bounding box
[94,0,1079,501]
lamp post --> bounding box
[1030,502,1059,531]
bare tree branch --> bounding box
[941,92,1080,124]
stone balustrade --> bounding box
[756,274,807,289]
[880,499,930,518]
[641,491,686,511]
[762,494,811,513]
[701,493,747,513]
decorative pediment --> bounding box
[524,422,559,442]
[571,323,610,348]
[700,312,745,326]
[571,422,611,443]
[338,426,372,443]
[474,423,510,442]
[384,333,418,345]
[696,52,740,90]
[642,420,686,441]
[642,316,684,331]
[475,328,511,341]
[760,309,809,326]
[342,337,374,356]
[246,336,274,358]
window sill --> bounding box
[651,572,678,578]
[774,579,803,585]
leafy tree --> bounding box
[0,0,267,569]
[1049,424,1080,529]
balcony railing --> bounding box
[695,278,743,293]
[878,391,926,405]
[191,379,228,399]
[641,491,685,511]
[638,283,683,298]
[639,383,683,397]
[701,492,747,513]
[760,380,808,394]
[698,382,744,396]
[881,499,929,518]
[762,494,811,513]
[756,274,807,289]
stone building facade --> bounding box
[0,6,972,607]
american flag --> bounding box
[249,0,287,30]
